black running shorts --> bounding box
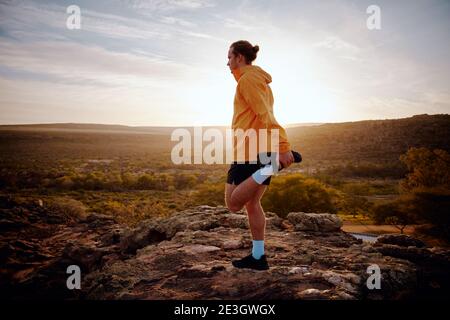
[226,153,274,186]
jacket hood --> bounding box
[232,65,272,84]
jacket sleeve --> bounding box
[238,76,291,153]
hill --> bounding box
[286,114,450,164]
[1,114,448,168]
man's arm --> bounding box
[238,77,291,154]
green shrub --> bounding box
[262,174,337,218]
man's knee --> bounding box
[245,200,261,213]
[227,201,243,213]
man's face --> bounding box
[227,47,243,72]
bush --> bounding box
[136,174,157,189]
[173,173,197,189]
[55,176,74,190]
[193,182,225,207]
[337,193,373,218]
[262,174,337,218]
[102,199,169,225]
[46,197,88,223]
[122,172,137,189]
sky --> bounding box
[0,0,449,126]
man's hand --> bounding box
[279,151,294,169]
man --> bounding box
[225,40,302,270]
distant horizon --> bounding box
[0,113,446,128]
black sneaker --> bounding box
[279,150,302,170]
[292,150,302,163]
[232,254,269,270]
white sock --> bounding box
[251,164,274,184]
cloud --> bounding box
[313,36,360,54]
[123,0,215,11]
[0,40,194,87]
[222,18,259,32]
[423,91,450,107]
[0,0,221,42]
[160,16,196,27]
[0,1,172,41]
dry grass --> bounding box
[342,222,416,235]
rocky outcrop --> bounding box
[287,212,343,232]
[375,234,426,248]
[1,200,449,300]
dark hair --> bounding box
[230,40,259,64]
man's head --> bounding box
[227,40,259,72]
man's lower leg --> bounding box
[246,202,266,260]
[231,200,269,270]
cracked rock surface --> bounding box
[1,202,449,300]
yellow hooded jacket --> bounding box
[231,64,291,161]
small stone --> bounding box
[288,266,309,275]
[222,240,242,250]
[297,288,326,299]
[179,245,221,254]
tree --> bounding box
[407,187,450,238]
[371,199,416,234]
[399,147,450,192]
[388,147,450,239]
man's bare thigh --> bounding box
[225,183,237,208]
[225,182,267,207]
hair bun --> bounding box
[253,45,259,53]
